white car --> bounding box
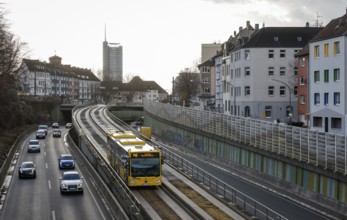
[60,171,84,194]
[28,140,40,153]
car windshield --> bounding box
[22,163,34,168]
[61,155,73,160]
[29,140,39,145]
[39,125,47,129]
[63,173,80,180]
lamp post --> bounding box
[271,78,292,123]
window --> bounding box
[230,69,233,79]
[294,86,297,96]
[268,67,274,76]
[300,77,305,85]
[202,67,210,73]
[300,95,305,104]
[334,92,340,105]
[294,67,298,76]
[280,86,286,96]
[324,93,329,105]
[265,106,272,118]
[268,86,274,96]
[334,68,340,81]
[280,67,286,76]
[324,70,329,83]
[300,57,305,67]
[331,118,342,129]
[202,77,210,83]
[313,117,323,127]
[314,71,320,83]
[314,93,320,105]
[280,49,286,58]
[245,50,250,60]
[225,100,227,111]
[268,49,274,58]
[245,67,250,77]
[324,43,329,57]
[334,41,340,55]
[245,86,250,96]
[314,45,320,58]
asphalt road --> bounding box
[0,126,112,220]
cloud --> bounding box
[201,0,347,26]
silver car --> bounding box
[28,140,40,153]
[60,171,84,194]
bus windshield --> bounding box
[131,158,160,177]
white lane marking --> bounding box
[48,180,51,190]
[46,163,48,169]
[44,152,47,157]
[52,210,56,220]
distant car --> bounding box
[65,123,72,129]
[58,154,75,169]
[38,125,48,135]
[60,171,83,194]
[52,122,59,128]
[28,139,40,153]
[53,129,61,138]
[36,129,46,139]
[18,161,36,178]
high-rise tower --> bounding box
[103,26,123,81]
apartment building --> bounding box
[222,24,322,122]
[309,12,347,134]
[296,44,310,127]
[18,55,101,104]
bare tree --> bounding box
[176,69,200,106]
[0,4,32,129]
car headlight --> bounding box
[19,169,23,173]
[78,183,83,187]
[61,183,66,187]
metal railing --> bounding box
[162,145,287,220]
[144,101,347,175]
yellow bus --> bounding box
[106,130,162,187]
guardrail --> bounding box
[162,144,287,220]
[0,125,37,187]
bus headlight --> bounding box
[155,180,162,184]
[130,180,136,185]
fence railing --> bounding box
[144,101,347,175]
[162,147,287,220]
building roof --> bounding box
[242,26,323,48]
[100,76,167,94]
[310,12,347,42]
[296,43,309,57]
[23,58,100,82]
[198,58,215,67]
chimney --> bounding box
[306,22,309,27]
[255,24,259,30]
[239,26,242,32]
[246,21,250,28]
[234,31,236,36]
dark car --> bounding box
[58,154,75,169]
[36,129,46,139]
[60,171,83,194]
[18,161,36,178]
[53,129,61,138]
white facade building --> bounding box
[309,12,347,134]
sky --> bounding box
[2,0,347,93]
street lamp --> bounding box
[271,78,292,123]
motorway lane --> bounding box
[0,127,112,220]
[174,150,329,220]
